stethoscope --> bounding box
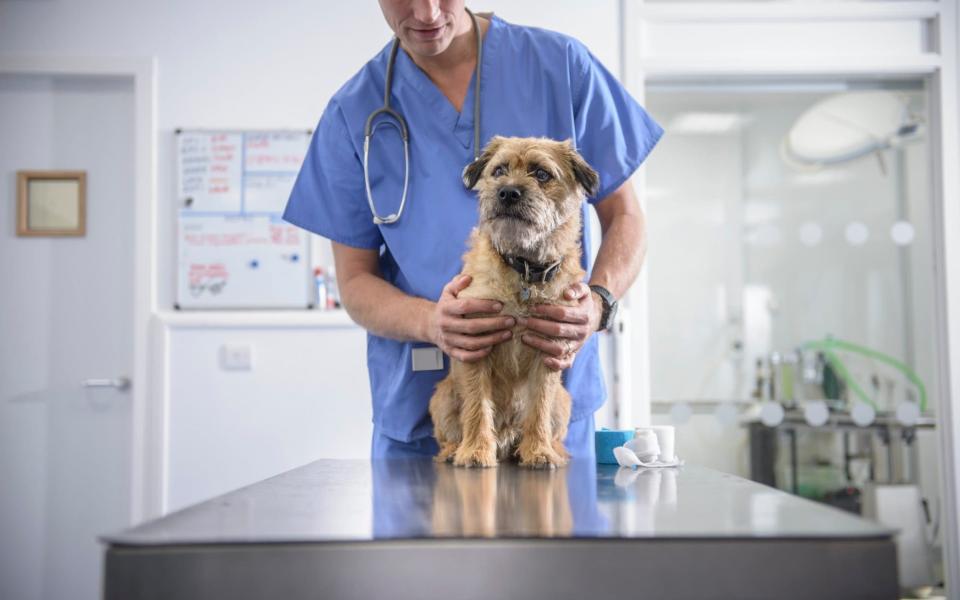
[363,8,483,225]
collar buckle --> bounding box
[502,254,562,285]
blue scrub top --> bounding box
[283,15,663,444]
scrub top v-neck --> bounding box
[283,14,663,444]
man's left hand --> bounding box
[520,282,603,371]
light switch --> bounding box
[220,344,253,371]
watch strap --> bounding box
[589,284,616,332]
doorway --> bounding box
[0,72,136,600]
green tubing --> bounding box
[823,347,877,410]
[801,337,928,414]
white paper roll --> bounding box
[625,429,660,461]
[636,425,676,462]
[613,446,642,468]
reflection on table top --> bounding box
[102,459,894,547]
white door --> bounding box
[0,73,135,600]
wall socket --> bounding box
[220,344,253,371]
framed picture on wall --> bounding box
[16,170,87,237]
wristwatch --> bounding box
[589,284,618,332]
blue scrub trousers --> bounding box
[372,415,596,461]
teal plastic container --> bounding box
[595,428,635,464]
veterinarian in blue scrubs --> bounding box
[283,2,662,460]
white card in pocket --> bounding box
[411,346,444,371]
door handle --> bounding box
[82,377,131,391]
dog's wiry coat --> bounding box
[429,136,599,469]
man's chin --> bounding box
[401,35,453,58]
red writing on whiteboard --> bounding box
[185,232,247,246]
[270,225,302,246]
[247,154,303,167]
[207,175,231,194]
[188,263,229,296]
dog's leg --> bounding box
[452,362,498,468]
[550,384,572,462]
[429,377,460,463]
[517,366,568,469]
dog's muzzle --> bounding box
[497,185,523,204]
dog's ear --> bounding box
[561,140,600,198]
[462,136,505,189]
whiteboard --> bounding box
[176,129,313,309]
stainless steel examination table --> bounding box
[101,459,899,599]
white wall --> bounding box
[0,0,625,511]
[164,324,369,512]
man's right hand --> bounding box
[429,274,515,363]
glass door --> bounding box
[642,77,944,589]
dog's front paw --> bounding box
[453,443,498,468]
[518,445,566,469]
[435,442,458,463]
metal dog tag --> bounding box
[412,346,444,371]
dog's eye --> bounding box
[492,166,505,177]
[534,168,552,183]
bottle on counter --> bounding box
[314,267,328,310]
[326,265,340,309]
[780,350,798,409]
[753,357,767,400]
[768,352,780,401]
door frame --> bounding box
[0,56,159,524]
[621,0,960,592]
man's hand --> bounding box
[520,282,603,371]
[429,275,516,363]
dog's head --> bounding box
[462,136,599,257]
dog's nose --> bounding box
[497,186,522,203]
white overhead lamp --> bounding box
[781,91,923,174]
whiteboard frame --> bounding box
[173,128,314,310]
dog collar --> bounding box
[501,254,562,284]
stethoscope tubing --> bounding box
[363,8,482,225]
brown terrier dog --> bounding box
[429,136,599,469]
